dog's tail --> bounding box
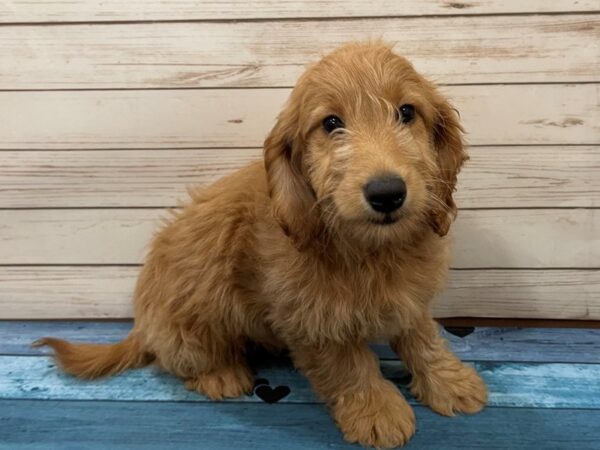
[32,335,152,379]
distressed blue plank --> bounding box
[1,355,599,409]
[1,399,599,450]
[3,320,600,363]
[374,326,600,362]
[0,321,131,355]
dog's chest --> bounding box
[324,269,431,334]
[265,253,446,343]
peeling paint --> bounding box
[521,118,584,128]
[444,2,473,9]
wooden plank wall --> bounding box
[0,1,598,320]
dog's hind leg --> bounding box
[152,323,253,400]
[184,362,253,400]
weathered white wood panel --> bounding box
[456,146,600,208]
[0,266,597,319]
[452,209,598,268]
[0,209,161,266]
[0,149,261,208]
[1,15,598,89]
[0,267,135,319]
[0,2,597,322]
[437,269,600,320]
[1,146,597,208]
[1,1,596,23]
[0,85,597,150]
[0,209,597,268]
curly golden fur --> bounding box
[35,42,486,448]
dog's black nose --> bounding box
[364,176,407,213]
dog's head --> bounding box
[264,42,467,249]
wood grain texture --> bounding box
[2,400,598,450]
[4,321,600,363]
[451,209,599,268]
[1,15,598,89]
[456,146,600,208]
[0,209,161,265]
[0,267,137,319]
[0,148,262,208]
[0,85,597,150]
[1,267,598,319]
[436,269,600,319]
[1,209,596,267]
[1,146,598,208]
[2,1,597,23]
[1,355,598,409]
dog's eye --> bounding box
[322,115,345,134]
[396,104,416,124]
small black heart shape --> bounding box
[444,326,475,338]
[254,384,291,404]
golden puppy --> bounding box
[36,42,487,448]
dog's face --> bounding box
[265,42,467,249]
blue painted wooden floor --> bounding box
[1,322,599,449]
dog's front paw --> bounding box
[411,360,487,416]
[333,381,416,449]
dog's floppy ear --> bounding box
[428,96,468,236]
[264,101,318,249]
